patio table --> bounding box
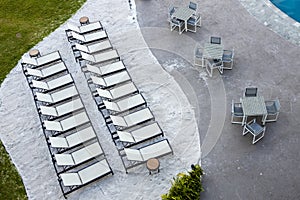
[202,43,224,67]
[241,96,267,125]
[172,7,195,32]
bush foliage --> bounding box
[162,164,204,200]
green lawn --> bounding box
[0,0,86,199]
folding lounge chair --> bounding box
[86,61,125,76]
[109,107,154,129]
[71,30,108,44]
[39,98,84,117]
[24,61,67,79]
[74,40,112,54]
[21,51,62,67]
[66,21,102,35]
[96,82,138,100]
[80,49,120,64]
[31,74,73,91]
[90,71,131,88]
[59,159,113,197]
[35,85,78,104]
[121,139,173,172]
[117,122,163,145]
[49,126,96,149]
[54,142,104,167]
[43,111,90,132]
[103,94,146,113]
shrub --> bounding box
[161,164,204,200]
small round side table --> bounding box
[79,16,89,25]
[146,158,160,175]
[29,49,40,58]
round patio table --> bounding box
[146,158,160,174]
[79,16,89,25]
[29,49,40,58]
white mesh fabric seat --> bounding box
[91,71,131,88]
[31,74,73,91]
[96,82,137,100]
[60,159,111,186]
[22,51,61,67]
[71,31,107,43]
[117,122,162,143]
[49,126,96,148]
[67,21,102,34]
[35,85,78,104]
[39,98,83,117]
[103,94,145,113]
[54,142,103,166]
[87,61,125,76]
[75,40,112,54]
[81,50,119,64]
[26,62,67,78]
[123,139,172,161]
[44,112,89,132]
[110,108,154,128]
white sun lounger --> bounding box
[123,139,173,162]
[39,98,84,117]
[21,51,61,67]
[71,30,107,44]
[103,94,146,113]
[96,82,138,100]
[117,122,163,144]
[109,108,154,128]
[54,142,103,166]
[59,159,112,187]
[81,49,119,64]
[86,61,125,76]
[31,74,73,91]
[25,61,67,79]
[49,126,96,149]
[35,85,78,104]
[91,71,131,88]
[59,159,113,196]
[67,21,102,34]
[75,40,112,54]
[43,111,89,132]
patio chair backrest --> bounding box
[210,36,221,44]
[189,1,198,11]
[245,87,258,97]
[274,99,281,111]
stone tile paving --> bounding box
[239,0,300,46]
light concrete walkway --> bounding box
[135,0,300,199]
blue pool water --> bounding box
[270,0,300,22]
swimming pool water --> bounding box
[270,0,300,22]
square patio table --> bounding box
[241,96,267,125]
[172,7,195,32]
[202,43,224,67]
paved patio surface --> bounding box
[135,0,300,199]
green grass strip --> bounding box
[0,0,86,199]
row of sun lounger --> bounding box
[21,50,113,197]
[66,18,173,173]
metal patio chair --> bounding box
[231,100,244,124]
[265,99,281,122]
[205,58,223,77]
[245,87,258,97]
[210,36,222,44]
[187,13,201,32]
[222,49,234,69]
[170,18,185,34]
[243,119,266,144]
